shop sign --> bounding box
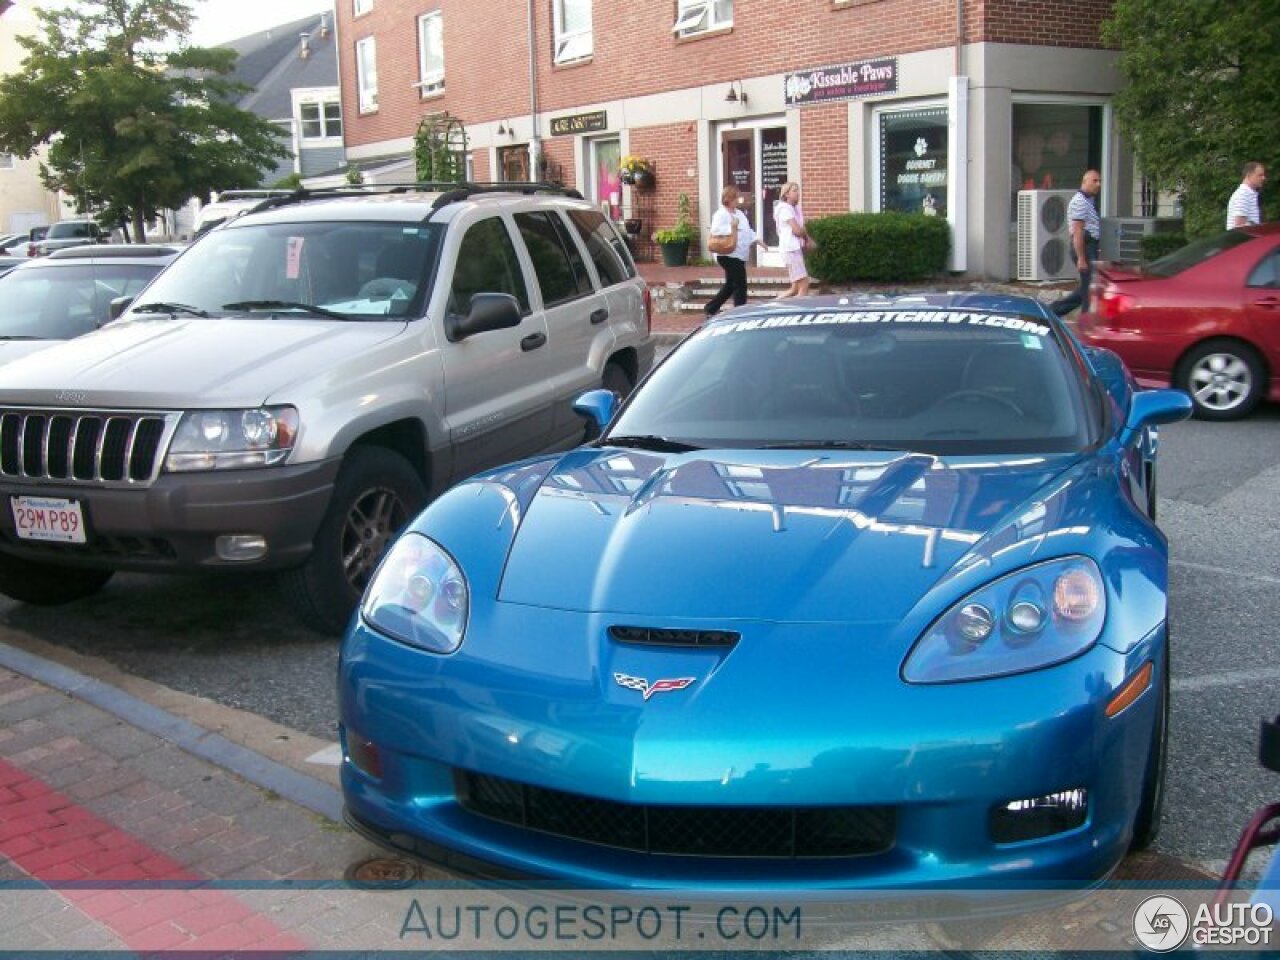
[550,111,608,136]
[784,58,897,107]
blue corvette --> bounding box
[339,293,1192,890]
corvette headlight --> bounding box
[903,557,1105,684]
[165,406,299,471]
[361,533,468,654]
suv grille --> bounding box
[455,770,896,859]
[0,409,177,486]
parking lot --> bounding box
[1,404,1279,882]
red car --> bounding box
[1078,223,1280,420]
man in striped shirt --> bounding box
[1051,169,1102,317]
[1226,162,1266,229]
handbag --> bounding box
[707,217,737,255]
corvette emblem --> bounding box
[613,672,696,701]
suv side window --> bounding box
[449,217,530,315]
[566,210,635,285]
[514,211,593,307]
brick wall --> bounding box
[628,124,702,237]
[338,1,1115,150]
[798,104,850,219]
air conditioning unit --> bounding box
[1016,189,1077,281]
[1100,217,1183,266]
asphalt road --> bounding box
[2,405,1279,878]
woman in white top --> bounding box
[773,181,811,298]
[704,184,767,317]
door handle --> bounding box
[1252,296,1280,309]
[521,332,547,352]
[589,308,609,325]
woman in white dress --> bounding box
[773,182,811,299]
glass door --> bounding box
[589,138,622,222]
[718,122,788,268]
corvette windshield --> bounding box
[131,221,444,320]
[609,308,1096,455]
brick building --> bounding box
[332,0,1135,279]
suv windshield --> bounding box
[608,309,1095,455]
[134,220,445,320]
[46,221,98,239]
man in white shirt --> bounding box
[1226,162,1266,229]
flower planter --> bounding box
[632,170,654,190]
[658,240,689,267]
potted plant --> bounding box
[653,192,697,266]
[619,155,653,189]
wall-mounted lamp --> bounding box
[497,119,512,137]
[724,80,748,106]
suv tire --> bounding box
[603,360,634,398]
[0,552,113,605]
[280,447,427,634]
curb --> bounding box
[0,638,344,823]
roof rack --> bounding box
[211,189,296,201]
[231,181,585,218]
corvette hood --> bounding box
[0,315,405,408]
[496,448,1081,622]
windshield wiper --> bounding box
[131,301,208,318]
[222,300,349,320]
[758,440,904,451]
[603,434,704,453]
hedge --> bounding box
[1139,232,1187,265]
[806,212,951,283]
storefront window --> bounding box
[880,108,948,218]
[1011,103,1103,213]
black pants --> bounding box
[1051,237,1099,316]
[705,256,747,316]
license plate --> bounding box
[10,496,87,544]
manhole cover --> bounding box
[345,855,422,887]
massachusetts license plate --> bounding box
[10,496,87,544]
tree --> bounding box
[1103,0,1278,237]
[0,0,289,240]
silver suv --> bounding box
[0,183,654,632]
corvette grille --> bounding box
[455,771,895,858]
[0,409,177,487]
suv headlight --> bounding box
[361,533,468,654]
[165,406,299,471]
[902,556,1106,684]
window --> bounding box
[300,100,342,140]
[1012,103,1103,218]
[449,218,529,316]
[515,211,593,306]
[673,0,732,36]
[567,210,633,285]
[878,108,949,217]
[353,0,372,15]
[554,0,592,63]
[1247,251,1280,289]
[356,37,378,112]
[417,11,444,95]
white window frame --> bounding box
[673,0,732,36]
[554,0,592,64]
[297,95,342,142]
[353,0,372,16]
[416,11,444,95]
[356,37,378,113]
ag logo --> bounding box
[1132,895,1190,952]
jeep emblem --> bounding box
[55,391,88,404]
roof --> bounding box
[221,10,337,121]
[42,245,181,261]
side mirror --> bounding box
[1122,388,1192,444]
[108,296,133,322]
[445,292,522,342]
[573,388,618,441]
